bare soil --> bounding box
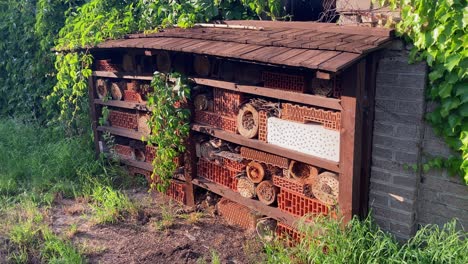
[48,189,265,264]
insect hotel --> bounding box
[87,21,393,238]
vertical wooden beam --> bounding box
[339,60,366,223]
[88,76,101,158]
[359,52,379,217]
[183,133,196,207]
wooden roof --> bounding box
[95,20,393,72]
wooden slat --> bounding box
[97,126,144,141]
[299,51,341,68]
[267,49,309,64]
[282,50,323,66]
[192,178,297,227]
[93,71,153,80]
[191,124,341,172]
[318,52,362,72]
[94,99,150,112]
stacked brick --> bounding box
[194,111,237,133]
[197,159,240,191]
[277,188,329,217]
[262,72,305,93]
[145,145,157,163]
[217,198,258,230]
[281,103,341,131]
[166,180,186,204]
[96,59,120,72]
[109,110,138,130]
[240,147,289,169]
[124,90,142,103]
[272,175,307,195]
[276,222,303,245]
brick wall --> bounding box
[370,40,468,239]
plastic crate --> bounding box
[240,147,289,169]
[108,110,138,130]
[277,188,329,217]
[197,159,239,190]
[217,198,258,230]
[263,72,305,93]
[213,88,244,117]
[194,111,237,133]
[281,103,341,131]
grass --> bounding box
[0,118,137,262]
[152,201,177,231]
[264,214,468,264]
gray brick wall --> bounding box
[370,40,468,239]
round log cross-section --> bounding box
[312,171,339,205]
[156,51,172,73]
[193,55,211,77]
[256,180,278,205]
[289,160,319,183]
[237,104,259,139]
[96,78,108,99]
[138,114,151,136]
[110,82,123,100]
[194,94,209,111]
[237,177,256,199]
[246,161,265,183]
[132,148,146,162]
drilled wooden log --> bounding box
[132,148,146,162]
[237,177,256,199]
[138,114,151,136]
[256,180,278,205]
[237,104,259,139]
[289,160,318,183]
[246,161,265,183]
[312,172,339,205]
[111,82,123,100]
[96,79,108,99]
[194,94,209,111]
[193,55,211,77]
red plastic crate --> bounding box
[273,175,307,195]
[213,88,244,117]
[114,144,133,160]
[281,103,341,131]
[194,111,237,133]
[263,72,305,93]
[197,159,238,191]
[277,188,329,217]
[258,110,268,142]
[240,147,289,169]
[217,198,258,230]
[108,110,138,130]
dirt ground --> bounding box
[46,189,265,264]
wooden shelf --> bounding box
[94,99,150,112]
[92,71,342,110]
[93,71,153,81]
[192,177,297,227]
[192,123,340,173]
[97,126,145,141]
[191,77,342,111]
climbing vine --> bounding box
[379,0,468,184]
[146,72,191,192]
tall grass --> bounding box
[265,215,468,264]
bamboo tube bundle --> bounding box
[312,172,339,205]
[256,180,278,205]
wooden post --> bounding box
[183,132,196,207]
[338,60,366,223]
[88,76,101,158]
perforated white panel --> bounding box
[267,117,340,162]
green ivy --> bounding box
[380,0,468,184]
[146,72,191,192]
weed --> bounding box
[152,201,176,231]
[243,238,266,264]
[65,224,79,239]
[210,249,221,264]
[179,212,204,225]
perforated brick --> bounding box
[273,175,307,195]
[109,110,138,130]
[128,165,152,182]
[96,59,120,72]
[281,103,341,131]
[194,111,237,133]
[114,144,133,160]
[276,222,303,245]
[213,88,244,117]
[222,158,246,171]
[166,180,186,204]
[240,147,289,169]
[217,198,258,230]
[124,90,142,103]
[145,145,157,163]
[263,72,305,93]
[258,111,268,142]
[277,188,329,217]
[197,159,239,190]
